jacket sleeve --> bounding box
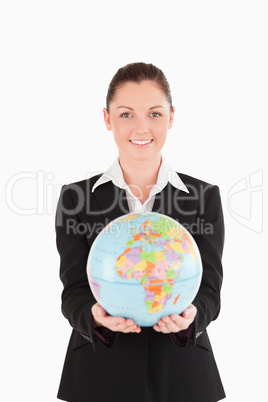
[55,184,116,351]
[191,185,225,342]
[171,184,224,347]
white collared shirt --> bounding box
[92,156,189,213]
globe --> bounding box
[87,212,202,327]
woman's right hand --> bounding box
[92,303,141,333]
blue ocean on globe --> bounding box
[87,212,203,327]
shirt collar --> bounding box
[91,156,189,194]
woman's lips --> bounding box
[129,139,153,148]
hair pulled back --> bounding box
[106,62,173,113]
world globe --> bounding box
[87,212,203,327]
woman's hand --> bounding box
[92,303,141,333]
[153,304,197,334]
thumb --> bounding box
[92,303,102,318]
[97,305,106,318]
[184,304,197,319]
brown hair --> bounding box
[106,62,173,113]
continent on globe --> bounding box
[115,217,196,315]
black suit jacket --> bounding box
[55,173,226,402]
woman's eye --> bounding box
[120,113,132,118]
[150,112,161,117]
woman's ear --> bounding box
[103,108,113,131]
[168,106,175,129]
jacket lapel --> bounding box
[92,181,190,226]
[92,181,129,223]
[152,182,189,224]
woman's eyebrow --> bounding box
[116,105,164,110]
[116,106,134,110]
[149,105,164,110]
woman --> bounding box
[56,62,226,401]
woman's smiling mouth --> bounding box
[129,139,153,147]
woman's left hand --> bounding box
[153,304,197,334]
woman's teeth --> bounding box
[130,140,153,145]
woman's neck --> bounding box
[118,154,162,203]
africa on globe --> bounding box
[87,212,202,327]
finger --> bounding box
[116,321,141,333]
[92,303,106,318]
[182,304,197,319]
[94,308,141,333]
[162,316,181,333]
[111,317,141,333]
[170,314,187,327]
[92,304,106,326]
[97,306,107,319]
[106,316,126,328]
[124,325,141,333]
[125,318,137,327]
[172,315,196,334]
[157,319,170,334]
[170,314,192,331]
[121,319,141,333]
[114,318,136,329]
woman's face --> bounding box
[103,80,175,164]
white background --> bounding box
[1,1,267,401]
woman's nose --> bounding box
[134,117,150,134]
